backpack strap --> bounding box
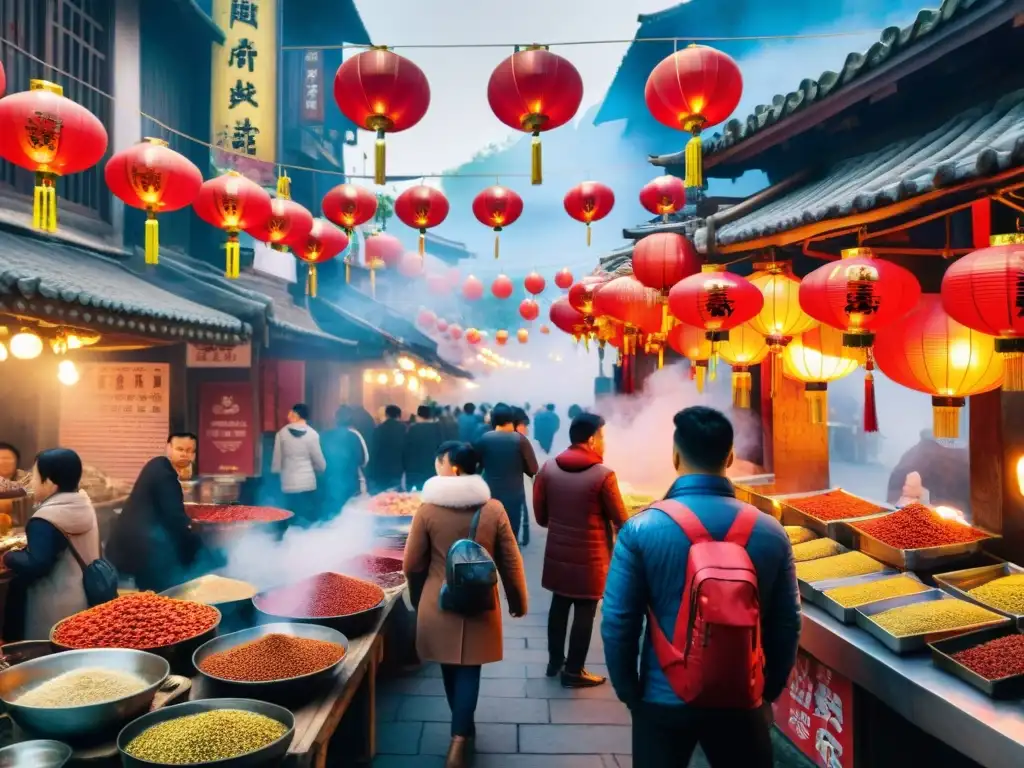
[468,507,484,542]
[724,505,761,548]
[648,499,711,545]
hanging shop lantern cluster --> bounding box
[632,232,702,364]
[593,276,663,394]
[246,193,314,255]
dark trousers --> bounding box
[631,701,774,768]
[284,491,319,527]
[520,499,530,544]
[547,594,598,674]
[440,664,482,738]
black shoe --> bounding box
[561,669,607,688]
[546,661,563,678]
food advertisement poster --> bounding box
[198,381,255,477]
[59,363,171,483]
[773,649,853,768]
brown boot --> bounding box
[445,736,469,768]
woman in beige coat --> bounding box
[404,441,527,767]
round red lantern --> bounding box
[524,272,546,296]
[104,137,203,265]
[554,268,574,290]
[466,328,483,345]
[568,275,609,315]
[0,80,108,233]
[395,184,449,255]
[472,185,523,258]
[448,324,463,341]
[639,175,687,221]
[363,232,404,270]
[941,233,1024,391]
[246,197,314,254]
[492,274,514,300]
[540,325,550,335]
[668,323,714,393]
[436,318,449,333]
[520,299,540,322]
[668,265,764,343]
[322,184,378,232]
[333,48,430,184]
[496,330,509,346]
[417,309,436,330]
[286,218,349,297]
[593,277,663,334]
[632,232,701,294]
[398,252,424,279]
[517,328,529,344]
[550,298,588,340]
[645,46,743,190]
[462,275,484,301]
[193,170,272,278]
[564,182,615,246]
[487,47,583,185]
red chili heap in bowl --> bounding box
[257,573,385,618]
[951,634,1024,680]
[186,504,292,524]
[341,555,406,589]
[853,503,989,549]
[786,490,885,522]
[53,592,220,650]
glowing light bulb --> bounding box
[408,377,419,392]
[57,359,79,386]
[10,329,42,360]
[394,371,405,386]
[0,342,7,362]
[377,373,388,385]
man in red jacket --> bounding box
[534,412,629,688]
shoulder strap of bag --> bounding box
[54,527,88,572]
[468,506,484,542]
[649,499,711,545]
[724,505,761,548]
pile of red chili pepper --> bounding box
[199,633,347,682]
[53,593,220,650]
[853,503,988,549]
[341,555,406,589]
[787,490,885,522]
[256,573,384,618]
[951,634,1024,680]
[186,504,292,524]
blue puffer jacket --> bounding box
[601,474,801,707]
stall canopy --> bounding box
[0,225,249,345]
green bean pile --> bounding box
[125,709,287,763]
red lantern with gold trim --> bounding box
[564,182,615,246]
[395,184,449,255]
[496,330,509,346]
[550,298,588,340]
[487,47,583,185]
[568,275,609,315]
[517,328,529,344]
[286,218,349,297]
[524,272,546,296]
[492,274,514,299]
[245,197,314,254]
[645,46,742,190]
[333,49,430,184]
[520,299,540,322]
[105,137,202,266]
[639,175,686,221]
[462,275,484,302]
[633,232,701,294]
[472,185,523,258]
[193,170,273,278]
[668,266,764,343]
[322,183,378,282]
[0,80,108,233]
[554,268,574,290]
[593,276,663,393]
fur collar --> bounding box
[421,474,491,508]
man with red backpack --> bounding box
[601,406,800,767]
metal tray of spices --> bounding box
[928,624,1024,699]
[805,571,920,625]
[855,589,1011,654]
[792,542,854,602]
[845,511,1001,571]
[773,488,892,542]
[933,562,1024,628]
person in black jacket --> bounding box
[105,433,201,592]
[403,405,444,491]
[321,406,369,519]
[368,405,407,493]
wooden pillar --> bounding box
[970,390,1024,560]
[771,372,830,494]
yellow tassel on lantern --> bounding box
[276,174,291,200]
[658,346,664,369]
[345,260,352,284]
[996,342,1024,391]
[225,232,241,279]
[531,133,542,186]
[375,131,387,185]
[732,369,752,409]
[33,172,58,233]
[805,383,828,425]
[586,224,592,247]
[144,211,159,265]
[494,231,501,259]
[307,264,318,297]
[684,131,703,189]
[370,267,377,298]
[418,231,426,255]
[932,396,964,439]
[694,362,707,393]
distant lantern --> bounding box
[487,46,583,185]
[540,324,551,335]
[472,185,523,258]
[104,138,203,265]
[322,183,378,282]
[436,318,450,333]
[333,48,430,184]
[417,309,437,330]
[520,299,541,322]
[492,274,514,299]
[427,273,451,296]
[363,231,405,297]
[395,184,449,255]
[564,181,615,246]
[667,323,714,393]
[782,325,859,426]
[496,330,509,346]
[398,251,425,279]
[718,323,770,409]
[524,272,546,296]
[554,268,574,290]
[639,175,687,221]
[517,328,529,344]
[246,197,314,254]
[645,46,742,190]
[466,328,483,345]
[448,324,463,341]
[286,218,349,297]
[193,170,273,278]
[462,275,484,301]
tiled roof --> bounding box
[0,227,248,341]
[695,87,1024,251]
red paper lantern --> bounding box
[0,80,108,233]
[520,299,540,322]
[492,274,514,299]
[645,46,742,189]
[462,275,484,301]
[668,266,764,342]
[639,175,687,221]
[333,49,430,184]
[568,275,609,315]
[395,185,449,255]
[524,272,546,296]
[193,170,272,278]
[448,324,463,341]
[246,197,314,254]
[417,309,436,330]
[287,218,349,297]
[487,47,583,185]
[322,184,378,232]
[668,323,714,393]
[550,298,588,339]
[496,330,509,346]
[398,252,425,279]
[540,325,550,334]
[436,318,450,333]
[632,232,701,293]
[564,182,615,246]
[554,268,574,290]
[517,328,529,344]
[363,232,404,270]
[472,185,523,258]
[104,137,202,265]
[594,276,664,335]
[466,328,483,345]
[941,233,1024,391]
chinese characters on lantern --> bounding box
[844,267,881,316]
[705,285,735,319]
[773,650,853,768]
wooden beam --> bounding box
[771,373,830,494]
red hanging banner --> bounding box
[198,381,255,476]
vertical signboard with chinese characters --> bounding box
[301,50,324,124]
[59,363,171,483]
[210,0,278,181]
[198,381,256,476]
[773,649,855,767]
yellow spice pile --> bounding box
[791,538,844,563]
[795,551,885,583]
[967,574,1024,614]
[870,599,1003,637]
[823,575,929,609]
[785,526,818,546]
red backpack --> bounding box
[647,500,766,709]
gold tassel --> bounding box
[225,232,241,278]
[1004,351,1024,391]
[805,385,827,425]
[33,173,57,233]
[586,224,592,247]
[932,406,960,439]
[370,267,377,298]
[531,133,542,185]
[695,362,707,393]
[684,132,703,189]
[732,369,752,409]
[345,261,351,284]
[418,231,425,255]
[307,264,318,297]
[276,174,291,200]
[769,350,783,398]
[144,211,159,265]
[374,130,386,185]
[658,346,664,369]
[494,232,500,259]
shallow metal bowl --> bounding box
[117,698,295,767]
[0,649,170,743]
[192,623,348,701]
[253,594,387,638]
[0,739,72,768]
